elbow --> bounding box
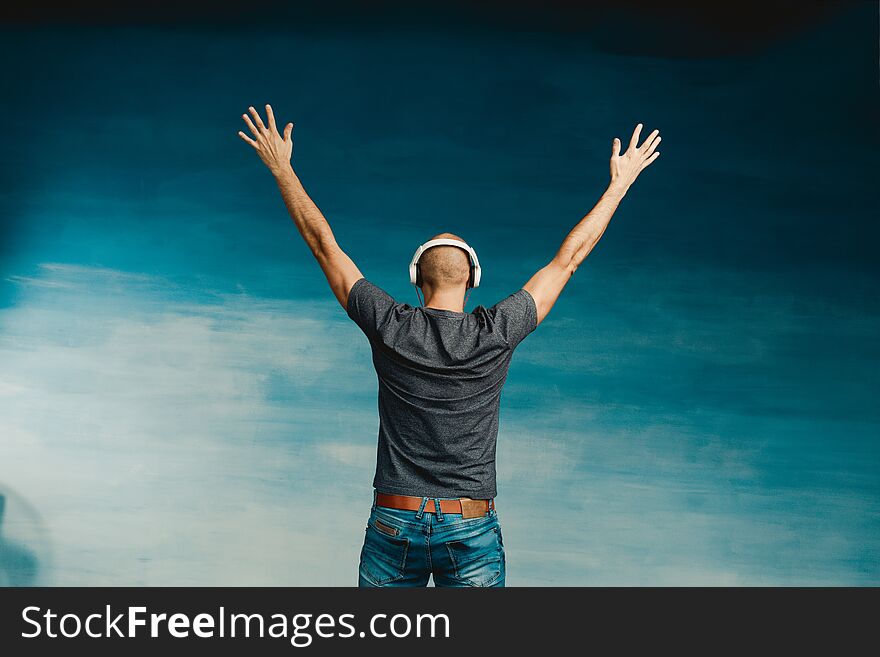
[551,254,577,277]
[313,234,339,260]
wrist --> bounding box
[271,162,295,182]
[606,179,628,200]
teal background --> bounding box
[0,4,878,584]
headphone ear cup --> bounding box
[416,263,422,288]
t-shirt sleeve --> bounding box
[346,277,398,339]
[486,288,539,349]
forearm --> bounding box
[554,181,628,271]
[273,164,338,256]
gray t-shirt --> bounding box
[346,277,538,499]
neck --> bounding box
[422,285,467,312]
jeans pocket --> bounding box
[445,523,504,587]
[360,519,410,586]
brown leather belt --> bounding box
[376,493,495,519]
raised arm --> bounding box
[523,123,661,324]
[238,104,363,309]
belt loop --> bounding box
[434,498,444,522]
[415,496,428,520]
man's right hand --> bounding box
[609,123,661,195]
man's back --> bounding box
[347,277,538,499]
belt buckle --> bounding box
[459,497,486,519]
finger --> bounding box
[611,137,621,157]
[639,129,659,152]
[643,135,661,157]
[238,131,257,147]
[283,122,293,142]
[265,104,277,132]
[242,113,260,138]
[628,123,643,152]
[640,151,660,169]
[248,106,267,132]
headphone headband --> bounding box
[409,238,481,289]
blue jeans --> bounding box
[358,494,506,587]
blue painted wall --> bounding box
[0,4,877,584]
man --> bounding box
[238,105,661,586]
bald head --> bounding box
[418,232,471,289]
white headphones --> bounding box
[409,238,482,289]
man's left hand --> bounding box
[238,104,294,177]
